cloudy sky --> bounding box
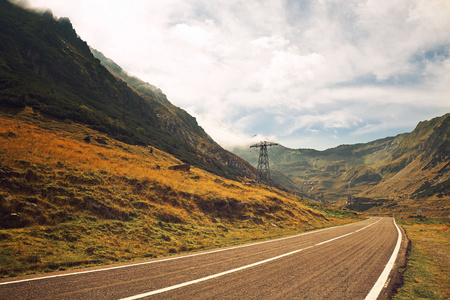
[23,0,450,150]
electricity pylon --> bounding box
[250,141,278,185]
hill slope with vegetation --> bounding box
[233,114,449,216]
[0,109,359,277]
[0,0,255,180]
[0,0,359,277]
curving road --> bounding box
[0,217,404,299]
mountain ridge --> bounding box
[0,0,256,180]
[232,113,449,214]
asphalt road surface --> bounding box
[0,217,404,299]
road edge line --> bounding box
[364,218,402,300]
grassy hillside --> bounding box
[0,109,359,277]
[360,114,450,201]
[233,113,450,210]
[233,137,406,201]
[0,0,255,180]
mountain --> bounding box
[359,114,449,198]
[0,0,256,180]
[0,0,362,277]
[0,107,360,276]
[233,114,450,215]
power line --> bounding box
[250,141,278,185]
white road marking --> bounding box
[364,218,402,300]
[120,219,380,300]
[316,218,380,246]
[0,218,370,286]
[121,246,315,300]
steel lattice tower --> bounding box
[250,141,278,185]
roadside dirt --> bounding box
[378,225,410,300]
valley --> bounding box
[0,1,449,298]
[233,113,450,216]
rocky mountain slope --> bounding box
[0,0,256,180]
[233,113,449,214]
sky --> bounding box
[19,0,450,150]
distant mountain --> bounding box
[233,113,450,209]
[0,0,256,180]
[360,113,449,199]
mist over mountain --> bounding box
[89,48,257,179]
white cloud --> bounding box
[172,23,213,46]
[250,35,289,50]
[195,114,275,150]
[25,0,450,150]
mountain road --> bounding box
[0,217,406,299]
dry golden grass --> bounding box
[0,111,360,277]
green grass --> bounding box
[0,216,342,278]
[395,218,449,299]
